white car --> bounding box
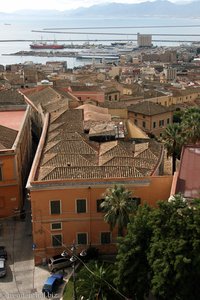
[0,258,6,277]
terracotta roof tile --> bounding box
[0,125,18,149]
[128,101,169,115]
[38,166,143,181]
[27,87,62,110]
[34,90,163,181]
[0,90,25,106]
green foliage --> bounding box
[173,109,184,123]
[63,279,73,300]
[181,107,200,144]
[115,195,200,299]
[76,261,119,300]
[114,205,152,299]
[148,195,200,299]
[162,107,200,173]
[101,184,137,236]
[161,123,183,173]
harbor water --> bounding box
[0,16,200,67]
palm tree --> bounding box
[76,261,117,300]
[100,184,136,236]
[181,108,200,144]
[161,123,183,174]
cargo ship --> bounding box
[30,41,65,50]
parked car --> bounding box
[48,254,72,272]
[0,258,6,277]
[0,246,7,260]
[42,273,63,298]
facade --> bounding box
[137,33,152,47]
[67,85,105,103]
[163,67,177,82]
[104,87,120,102]
[128,101,173,137]
[0,95,32,217]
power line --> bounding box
[39,222,128,299]
[0,210,128,299]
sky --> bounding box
[0,0,189,13]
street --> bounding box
[0,207,68,300]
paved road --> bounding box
[0,207,68,300]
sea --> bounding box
[0,15,200,68]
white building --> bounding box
[137,33,152,47]
[163,67,177,82]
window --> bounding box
[101,232,111,244]
[134,113,137,117]
[134,119,138,125]
[153,121,156,128]
[108,95,112,101]
[159,120,164,127]
[96,199,104,212]
[142,121,146,128]
[77,199,86,213]
[52,234,62,247]
[0,197,4,208]
[51,222,62,230]
[77,233,87,245]
[0,167,2,181]
[50,200,61,214]
[115,95,118,101]
[167,118,170,124]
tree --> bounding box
[100,184,137,236]
[114,195,200,300]
[181,107,200,144]
[76,261,119,300]
[148,195,200,300]
[173,108,184,123]
[161,123,183,174]
[114,205,153,300]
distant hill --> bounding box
[3,1,200,18]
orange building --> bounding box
[64,85,105,104]
[25,87,172,265]
[128,101,173,137]
[0,90,33,217]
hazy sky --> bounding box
[0,0,187,13]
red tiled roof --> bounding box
[0,125,18,149]
[175,145,200,198]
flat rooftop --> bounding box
[0,111,25,131]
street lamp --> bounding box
[61,243,87,300]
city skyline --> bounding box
[0,0,193,13]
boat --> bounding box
[76,49,120,60]
[30,41,65,50]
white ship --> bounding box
[76,49,120,60]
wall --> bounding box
[0,153,20,217]
[128,110,173,137]
[29,175,173,264]
[0,107,33,217]
[72,90,105,103]
[107,108,128,119]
